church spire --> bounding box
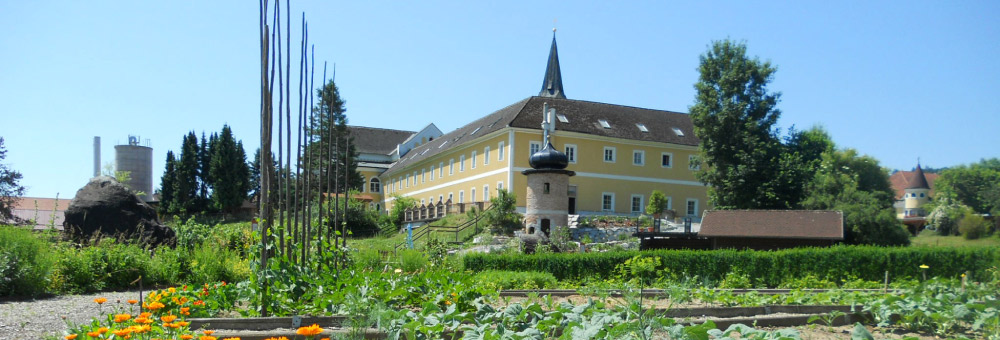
[539,30,566,99]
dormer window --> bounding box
[672,127,685,136]
[599,119,611,129]
[636,123,649,132]
[557,114,569,123]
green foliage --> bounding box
[615,255,665,284]
[397,249,428,272]
[928,198,971,236]
[935,158,1000,215]
[645,190,669,217]
[959,211,989,240]
[0,138,26,222]
[305,78,364,193]
[0,226,56,296]
[471,270,558,290]
[690,39,800,209]
[209,124,251,214]
[801,148,910,246]
[464,245,1000,286]
[484,189,520,236]
[158,150,177,216]
[389,194,417,228]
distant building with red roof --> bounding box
[890,163,937,233]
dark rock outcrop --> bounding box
[63,176,175,247]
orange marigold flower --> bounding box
[203,330,215,335]
[113,329,132,337]
[180,335,194,340]
[181,307,191,314]
[263,337,289,340]
[169,287,177,293]
[94,297,108,305]
[221,281,227,286]
[164,322,180,329]
[65,334,78,340]
[445,300,452,305]
[98,327,109,334]
[200,336,217,340]
[127,299,138,305]
[160,315,178,323]
[179,297,189,304]
[136,324,152,333]
[114,314,132,323]
[177,321,190,327]
[221,338,241,340]
[193,300,205,306]
[296,324,323,336]
[87,331,100,337]
[147,302,166,310]
[135,317,152,324]
[140,312,152,318]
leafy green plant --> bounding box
[0,226,56,296]
[472,270,557,291]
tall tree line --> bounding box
[158,125,250,216]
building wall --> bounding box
[511,129,709,217]
[378,127,710,217]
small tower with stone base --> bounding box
[522,102,575,238]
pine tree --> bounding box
[158,151,177,216]
[198,132,212,201]
[0,137,26,222]
[172,132,200,215]
[305,79,362,193]
[210,125,251,215]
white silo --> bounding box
[114,135,154,202]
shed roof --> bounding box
[699,210,844,240]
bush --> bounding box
[959,212,989,240]
[472,270,557,290]
[463,245,1000,286]
[397,249,427,272]
[0,226,56,297]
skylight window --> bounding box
[672,127,685,136]
[471,126,482,135]
[636,123,649,132]
[557,114,569,123]
[598,119,611,129]
[421,149,429,155]
[438,140,448,148]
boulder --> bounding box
[63,176,175,247]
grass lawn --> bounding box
[911,229,1000,247]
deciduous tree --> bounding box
[0,137,25,222]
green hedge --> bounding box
[463,246,1000,287]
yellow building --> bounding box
[356,35,710,220]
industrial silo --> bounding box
[115,136,153,202]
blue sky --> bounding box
[2,1,998,199]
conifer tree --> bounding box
[158,151,177,216]
[306,79,362,193]
[172,132,200,214]
[210,125,251,214]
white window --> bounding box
[439,162,444,177]
[565,144,577,164]
[666,196,673,211]
[483,185,489,201]
[397,177,402,190]
[529,141,541,157]
[406,175,410,188]
[636,123,649,132]
[556,114,569,123]
[421,169,425,183]
[633,150,645,166]
[497,181,504,192]
[459,191,464,203]
[413,171,418,185]
[631,195,643,214]
[471,151,477,169]
[498,141,505,161]
[603,147,616,163]
[599,119,611,129]
[672,127,685,136]
[369,178,381,193]
[471,188,477,202]
[430,166,435,180]
[484,146,490,165]
[602,193,615,212]
[686,199,699,217]
[460,155,466,172]
[689,155,700,170]
[661,152,673,168]
[449,159,455,175]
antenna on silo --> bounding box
[93,136,101,177]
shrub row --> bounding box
[472,270,558,291]
[463,245,1000,287]
[0,226,250,297]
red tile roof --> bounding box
[889,171,939,200]
[699,210,844,240]
[7,197,69,230]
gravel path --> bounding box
[0,290,146,340]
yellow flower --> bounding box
[94,297,108,305]
[920,264,929,269]
[961,273,967,278]
[394,268,402,274]
[445,300,452,305]
[169,287,177,294]
[114,314,132,323]
[161,314,178,323]
[296,324,324,336]
[65,334,78,340]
